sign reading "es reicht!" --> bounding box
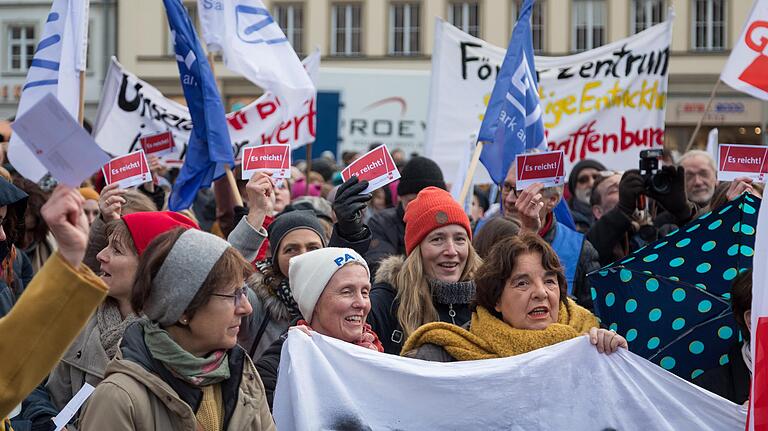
[515,150,566,190]
[102,150,152,188]
[718,144,768,183]
[341,144,401,194]
[241,144,291,180]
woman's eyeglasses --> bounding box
[211,286,248,308]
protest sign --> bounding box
[10,94,110,187]
[273,331,745,430]
[92,53,319,161]
[140,131,176,156]
[102,150,152,188]
[515,150,565,190]
[717,144,768,182]
[340,145,401,194]
[241,144,291,180]
[425,17,672,182]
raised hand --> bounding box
[246,172,276,228]
[514,182,545,232]
[98,183,126,221]
[333,177,371,238]
[42,185,89,268]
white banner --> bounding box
[274,332,744,430]
[92,53,318,162]
[721,0,768,101]
[426,17,673,182]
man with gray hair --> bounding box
[497,163,599,309]
[678,150,717,207]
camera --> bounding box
[639,149,671,195]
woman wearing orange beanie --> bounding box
[368,187,483,354]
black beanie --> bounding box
[267,210,327,262]
[567,159,606,195]
[396,156,447,196]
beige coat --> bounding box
[79,343,275,431]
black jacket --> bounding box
[365,204,406,277]
[254,334,286,411]
[366,256,472,355]
[693,342,751,405]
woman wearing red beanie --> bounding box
[368,187,483,354]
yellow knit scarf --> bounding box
[196,384,223,431]
[402,298,598,361]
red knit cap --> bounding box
[403,187,472,255]
[122,211,199,256]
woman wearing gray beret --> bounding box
[80,228,275,431]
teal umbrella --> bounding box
[587,193,759,381]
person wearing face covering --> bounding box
[566,159,605,233]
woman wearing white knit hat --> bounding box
[255,247,383,409]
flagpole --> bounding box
[207,52,244,207]
[78,71,86,125]
[458,142,484,203]
[684,79,721,153]
[305,143,312,195]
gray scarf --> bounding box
[96,299,139,358]
[429,279,476,305]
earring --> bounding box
[180,318,188,325]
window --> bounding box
[389,3,420,55]
[511,0,544,53]
[331,3,362,56]
[274,3,304,55]
[572,0,606,52]
[448,1,480,37]
[632,0,665,33]
[7,25,36,72]
[692,0,726,51]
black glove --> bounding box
[645,165,693,223]
[618,170,645,216]
[333,177,372,239]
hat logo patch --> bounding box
[435,211,449,224]
[334,253,357,266]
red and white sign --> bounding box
[721,0,768,101]
[241,144,291,180]
[102,150,151,188]
[341,144,401,194]
[515,150,566,190]
[140,131,176,156]
[717,144,768,183]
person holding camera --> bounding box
[586,163,697,267]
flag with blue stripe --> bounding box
[477,0,547,185]
[164,0,234,211]
[8,0,89,182]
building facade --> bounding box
[0,0,117,122]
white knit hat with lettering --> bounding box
[288,247,370,323]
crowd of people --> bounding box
[0,137,760,429]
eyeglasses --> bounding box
[211,286,248,308]
[501,182,519,197]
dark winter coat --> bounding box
[693,342,751,405]
[365,204,406,277]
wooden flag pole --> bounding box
[207,52,243,207]
[458,142,484,204]
[77,70,86,125]
[684,79,721,153]
[305,143,312,195]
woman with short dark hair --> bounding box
[403,233,626,362]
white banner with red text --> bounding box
[425,18,672,182]
[92,52,319,164]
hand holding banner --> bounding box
[102,150,152,189]
[241,144,291,179]
[717,144,768,183]
[341,145,401,194]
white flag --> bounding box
[197,0,314,120]
[8,0,89,182]
[721,0,768,100]
[274,331,745,430]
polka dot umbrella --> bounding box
[587,192,759,382]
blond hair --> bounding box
[394,244,483,338]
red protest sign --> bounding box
[102,150,151,188]
[140,131,176,156]
[717,144,768,183]
[241,144,291,179]
[341,145,401,194]
[515,150,566,190]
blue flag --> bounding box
[477,0,547,185]
[164,0,234,211]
